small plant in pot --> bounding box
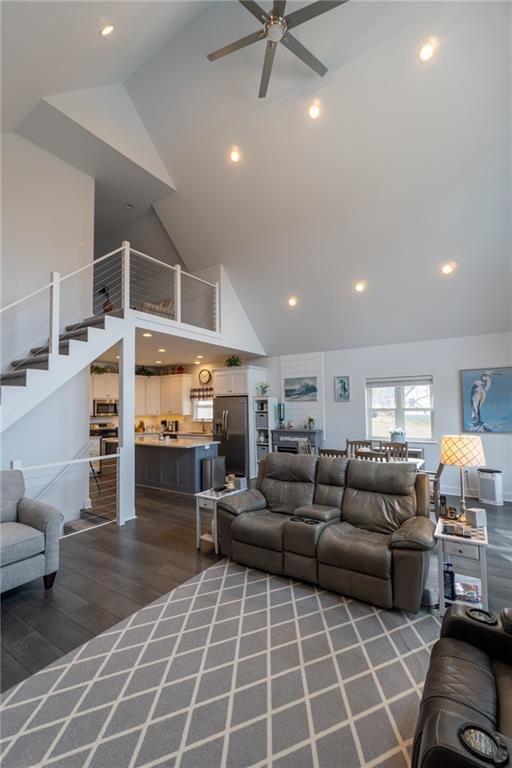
[225,355,242,367]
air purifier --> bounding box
[478,468,504,506]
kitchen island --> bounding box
[134,436,220,495]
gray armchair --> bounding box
[1,470,63,593]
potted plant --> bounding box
[225,355,242,367]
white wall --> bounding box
[255,332,512,500]
[1,371,90,524]
[1,132,94,306]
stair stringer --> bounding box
[0,314,127,434]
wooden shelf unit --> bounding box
[253,397,277,463]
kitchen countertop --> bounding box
[134,436,220,449]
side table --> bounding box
[195,488,242,554]
[435,519,488,616]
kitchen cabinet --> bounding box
[92,373,119,400]
[135,376,146,415]
[160,374,192,415]
[212,366,265,396]
[145,377,161,415]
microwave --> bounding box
[93,400,118,417]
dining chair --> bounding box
[319,448,347,458]
[379,441,409,460]
[355,449,389,462]
[346,439,372,457]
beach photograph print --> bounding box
[461,367,512,433]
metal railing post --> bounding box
[215,282,220,333]
[49,271,60,354]
[175,264,182,323]
[122,241,130,312]
[10,460,22,469]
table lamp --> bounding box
[440,435,486,519]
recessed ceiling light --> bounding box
[308,103,320,120]
[197,355,204,359]
[441,262,456,275]
[229,147,241,163]
[419,39,437,62]
[194,361,201,365]
[158,348,166,353]
[142,333,152,338]
[288,296,298,307]
[155,360,162,365]
[124,202,134,210]
[116,355,120,359]
[354,281,367,293]
[100,24,114,36]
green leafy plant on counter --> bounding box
[225,355,242,367]
[135,366,155,376]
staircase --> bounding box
[1,241,220,435]
[0,311,127,433]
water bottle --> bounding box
[443,562,455,601]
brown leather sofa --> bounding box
[217,453,435,613]
[413,605,512,768]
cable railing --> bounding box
[0,241,220,376]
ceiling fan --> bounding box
[207,0,347,98]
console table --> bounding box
[271,429,323,454]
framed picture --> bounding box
[460,367,512,433]
[334,376,350,402]
[284,376,318,401]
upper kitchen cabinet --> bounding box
[92,373,119,400]
[212,366,266,396]
[145,377,161,415]
[161,374,192,415]
[135,375,163,415]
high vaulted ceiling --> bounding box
[126,1,511,354]
[3,1,511,356]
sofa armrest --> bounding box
[416,709,511,768]
[390,516,436,551]
[17,497,63,574]
[294,504,340,523]
[217,489,267,517]
[441,605,512,665]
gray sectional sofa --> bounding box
[218,453,435,613]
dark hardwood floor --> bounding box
[1,487,221,693]
[1,489,510,693]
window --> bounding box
[365,377,433,440]
[192,399,213,422]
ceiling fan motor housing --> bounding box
[265,16,287,43]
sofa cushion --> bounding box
[418,637,497,730]
[494,661,512,738]
[1,522,45,567]
[314,457,348,508]
[0,470,24,523]
[231,510,288,552]
[343,461,417,534]
[263,453,318,483]
[317,521,392,579]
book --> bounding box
[454,580,481,604]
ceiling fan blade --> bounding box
[259,40,277,98]
[239,0,269,24]
[281,32,327,76]
[273,0,286,17]
[285,0,347,30]
[207,29,266,61]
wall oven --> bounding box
[93,400,118,417]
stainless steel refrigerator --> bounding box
[213,396,249,477]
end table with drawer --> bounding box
[195,488,242,554]
[435,519,488,616]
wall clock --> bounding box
[199,369,212,385]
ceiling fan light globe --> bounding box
[265,18,286,43]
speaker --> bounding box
[466,507,487,528]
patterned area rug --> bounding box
[0,561,441,768]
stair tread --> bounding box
[65,310,123,332]
[11,353,50,366]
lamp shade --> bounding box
[440,435,486,467]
